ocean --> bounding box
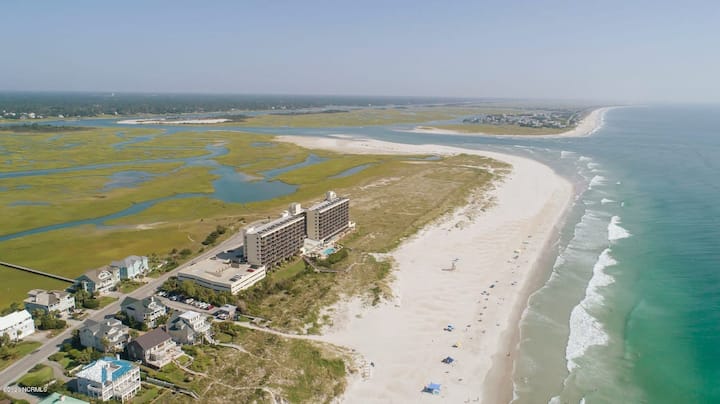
[504,106,720,404]
[4,103,718,402]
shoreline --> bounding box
[402,106,615,138]
[276,135,574,403]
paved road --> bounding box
[0,231,245,390]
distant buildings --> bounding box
[75,357,141,402]
[167,310,212,345]
[24,289,75,314]
[126,328,180,368]
[76,267,120,295]
[111,256,149,280]
[79,319,130,353]
[244,191,352,267]
[121,297,167,328]
[0,310,35,341]
[461,110,578,129]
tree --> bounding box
[0,333,10,348]
[83,298,100,309]
[101,337,112,353]
[181,280,196,297]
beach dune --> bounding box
[277,136,573,403]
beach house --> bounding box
[126,328,181,368]
[167,310,212,345]
[0,310,35,341]
[79,318,130,353]
[75,267,120,295]
[75,357,141,402]
[110,256,149,280]
[24,289,75,314]
[121,296,167,328]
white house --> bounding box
[76,357,141,402]
[0,310,35,341]
[24,289,75,314]
[167,310,212,345]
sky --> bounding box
[1,0,719,102]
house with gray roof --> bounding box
[75,267,120,295]
[24,289,75,314]
[110,255,149,280]
[126,328,180,368]
[121,296,166,328]
[167,310,212,345]
[79,318,130,353]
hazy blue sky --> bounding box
[1,1,719,102]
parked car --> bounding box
[185,298,195,304]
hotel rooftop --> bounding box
[178,259,266,294]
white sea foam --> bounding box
[578,156,592,162]
[608,216,631,241]
[601,198,615,205]
[587,162,601,171]
[560,150,575,159]
[566,248,617,371]
[588,175,607,189]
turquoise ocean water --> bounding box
[4,105,719,402]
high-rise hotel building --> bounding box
[244,203,307,267]
[243,192,351,267]
[306,191,350,242]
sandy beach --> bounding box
[277,136,574,403]
[404,106,614,138]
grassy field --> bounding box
[420,123,567,135]
[17,364,53,387]
[0,341,41,371]
[0,127,208,172]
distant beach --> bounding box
[403,107,614,138]
[277,135,573,403]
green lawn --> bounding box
[271,259,307,282]
[118,280,145,294]
[97,296,118,309]
[18,364,53,387]
[48,351,75,370]
[132,386,160,404]
[0,341,41,370]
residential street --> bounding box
[0,231,245,390]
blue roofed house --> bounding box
[75,357,141,402]
[111,256,149,280]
